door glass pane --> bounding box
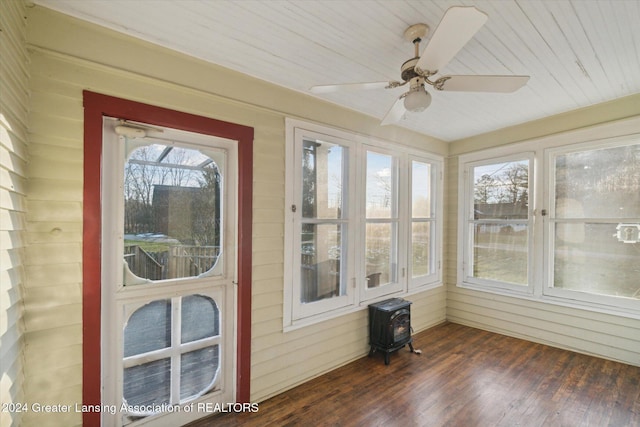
[412,222,432,277]
[555,144,640,218]
[366,152,394,219]
[366,223,397,287]
[472,223,528,285]
[123,143,222,282]
[124,300,171,357]
[180,346,219,400]
[412,161,431,218]
[123,358,171,409]
[473,160,529,220]
[301,139,344,219]
[300,223,343,303]
[181,295,219,343]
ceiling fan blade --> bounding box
[416,6,488,74]
[310,81,399,94]
[381,96,407,126]
[436,75,530,92]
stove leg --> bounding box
[384,353,390,365]
[368,346,375,357]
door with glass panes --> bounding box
[101,117,237,426]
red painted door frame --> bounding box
[82,91,253,425]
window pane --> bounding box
[300,223,343,303]
[412,222,432,277]
[180,346,219,400]
[555,144,640,218]
[412,161,431,218]
[366,223,397,287]
[554,223,639,298]
[123,144,221,282]
[366,152,394,219]
[123,358,170,409]
[181,295,219,343]
[473,160,529,220]
[472,223,528,285]
[301,139,344,219]
[124,300,171,357]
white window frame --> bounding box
[543,136,640,313]
[360,144,404,301]
[457,115,640,319]
[284,118,443,330]
[408,155,442,289]
[459,152,535,295]
[289,127,357,320]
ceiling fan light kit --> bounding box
[309,6,530,126]
[403,81,432,112]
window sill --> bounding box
[284,282,444,333]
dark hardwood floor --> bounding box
[188,323,640,427]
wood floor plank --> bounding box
[187,323,640,427]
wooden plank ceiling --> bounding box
[33,0,640,141]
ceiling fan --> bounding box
[310,6,530,125]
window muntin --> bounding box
[123,142,223,282]
[464,157,532,288]
[548,142,640,301]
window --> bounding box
[461,155,533,292]
[363,148,401,299]
[123,143,223,282]
[285,119,442,327]
[458,119,640,316]
[410,159,437,283]
[545,140,640,307]
[291,133,353,320]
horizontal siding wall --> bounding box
[22,5,447,426]
[446,101,640,367]
[22,49,84,427]
[448,288,640,365]
[0,1,29,426]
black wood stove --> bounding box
[368,298,419,365]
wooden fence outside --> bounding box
[125,245,220,280]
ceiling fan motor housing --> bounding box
[401,57,421,82]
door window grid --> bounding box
[122,295,221,416]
